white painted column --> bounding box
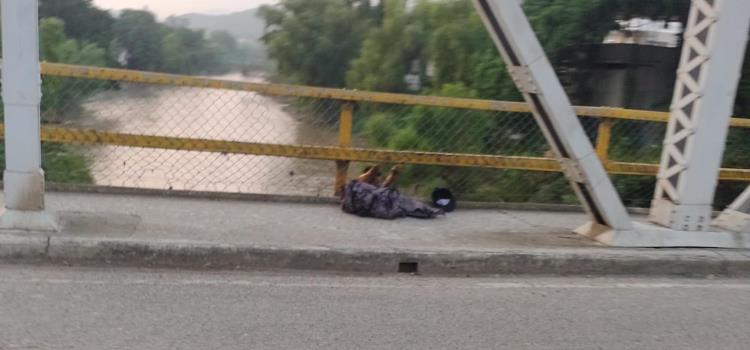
[0,0,57,231]
[650,0,750,231]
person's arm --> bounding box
[357,165,381,185]
[382,166,401,188]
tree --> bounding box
[209,30,239,55]
[208,30,241,71]
[112,10,164,71]
[259,0,377,87]
[39,0,115,53]
[39,18,107,122]
[160,27,216,74]
[160,27,244,75]
[160,31,189,73]
[346,0,427,92]
[40,18,105,65]
[346,0,519,99]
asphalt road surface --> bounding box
[1,265,749,350]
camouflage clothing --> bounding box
[341,180,443,219]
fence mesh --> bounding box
[42,75,344,196]
[33,72,750,208]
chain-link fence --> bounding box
[41,75,341,196]
[32,64,750,208]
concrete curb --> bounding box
[1,233,749,277]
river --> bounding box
[72,73,345,196]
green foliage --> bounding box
[363,113,397,148]
[344,0,694,100]
[611,175,655,208]
[346,0,523,101]
[160,27,218,74]
[40,18,106,65]
[347,0,425,92]
[39,0,115,58]
[364,84,485,152]
[524,0,602,60]
[107,9,244,74]
[0,143,92,184]
[36,0,246,75]
[209,31,241,68]
[112,10,164,71]
[39,18,107,122]
[425,1,489,89]
[259,0,377,86]
[41,144,93,183]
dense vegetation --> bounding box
[39,0,248,75]
[259,0,750,206]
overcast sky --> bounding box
[92,0,276,19]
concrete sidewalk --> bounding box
[1,191,749,276]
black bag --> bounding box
[431,188,456,213]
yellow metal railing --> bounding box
[39,62,750,127]
[33,63,750,194]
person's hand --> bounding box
[390,165,402,175]
[370,165,382,176]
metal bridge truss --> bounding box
[474,0,750,247]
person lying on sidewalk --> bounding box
[341,165,443,219]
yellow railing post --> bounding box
[335,102,354,196]
[596,118,614,164]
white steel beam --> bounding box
[0,0,57,231]
[472,0,633,236]
[714,186,750,233]
[650,0,750,231]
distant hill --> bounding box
[170,8,265,43]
